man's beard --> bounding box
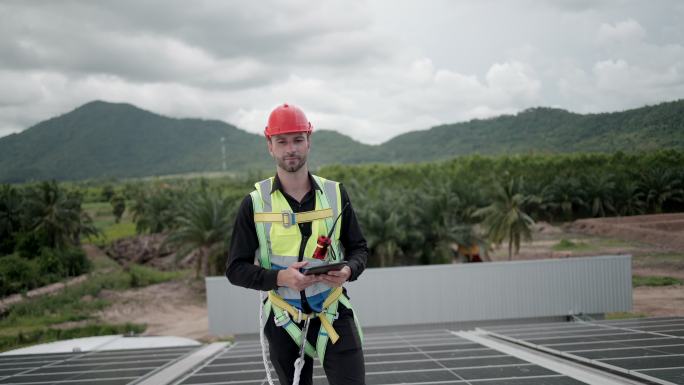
[277,154,307,173]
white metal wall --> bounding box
[206,255,632,335]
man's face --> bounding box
[267,132,310,173]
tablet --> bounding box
[302,261,348,275]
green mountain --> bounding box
[1,99,683,182]
[382,100,684,161]
[0,101,268,182]
[0,101,383,183]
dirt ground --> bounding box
[96,280,210,341]
[632,286,684,317]
[90,214,683,341]
[570,213,684,251]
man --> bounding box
[226,103,368,385]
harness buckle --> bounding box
[274,311,290,327]
[321,310,339,321]
[281,211,296,228]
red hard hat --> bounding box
[264,103,313,138]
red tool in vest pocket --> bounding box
[311,203,349,261]
[312,236,331,260]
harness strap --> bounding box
[267,288,343,343]
[266,287,345,361]
[316,295,339,362]
[269,303,318,358]
[339,295,364,344]
[254,208,333,227]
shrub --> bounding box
[0,255,39,296]
[37,248,65,281]
[14,231,44,260]
[59,247,90,277]
[37,247,90,279]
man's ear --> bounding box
[266,137,274,157]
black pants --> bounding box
[264,304,366,385]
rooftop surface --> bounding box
[1,317,682,385]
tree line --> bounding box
[121,149,684,270]
[319,150,684,265]
[2,150,682,287]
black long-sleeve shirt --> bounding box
[225,173,368,291]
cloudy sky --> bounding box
[1,0,683,144]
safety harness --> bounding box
[251,175,363,364]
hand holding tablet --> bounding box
[302,261,348,275]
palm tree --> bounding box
[22,181,97,249]
[582,172,616,217]
[412,179,481,265]
[637,168,683,214]
[474,177,535,260]
[0,184,23,254]
[541,176,585,221]
[110,194,126,223]
[130,186,178,234]
[163,190,235,278]
[354,188,411,267]
[614,180,645,216]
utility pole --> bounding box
[220,137,226,172]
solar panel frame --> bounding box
[482,317,684,385]
[175,327,588,385]
[0,345,199,385]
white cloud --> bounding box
[0,1,683,145]
[485,61,541,103]
[597,19,646,45]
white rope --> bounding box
[259,291,311,385]
[292,317,311,385]
[259,291,276,385]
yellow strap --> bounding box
[254,208,333,225]
[268,287,344,343]
[268,292,313,321]
[319,314,339,343]
[323,287,343,308]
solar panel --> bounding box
[176,327,587,385]
[0,345,198,385]
[3,317,681,384]
[482,316,684,385]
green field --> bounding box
[83,201,137,246]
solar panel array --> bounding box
[176,328,587,385]
[0,345,198,385]
[483,316,684,385]
[1,317,682,384]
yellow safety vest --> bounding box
[251,174,362,362]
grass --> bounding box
[551,239,592,251]
[593,237,642,248]
[0,262,187,352]
[0,323,146,352]
[127,264,188,288]
[1,271,131,329]
[632,275,684,287]
[605,312,647,320]
[632,252,684,270]
[83,201,137,246]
